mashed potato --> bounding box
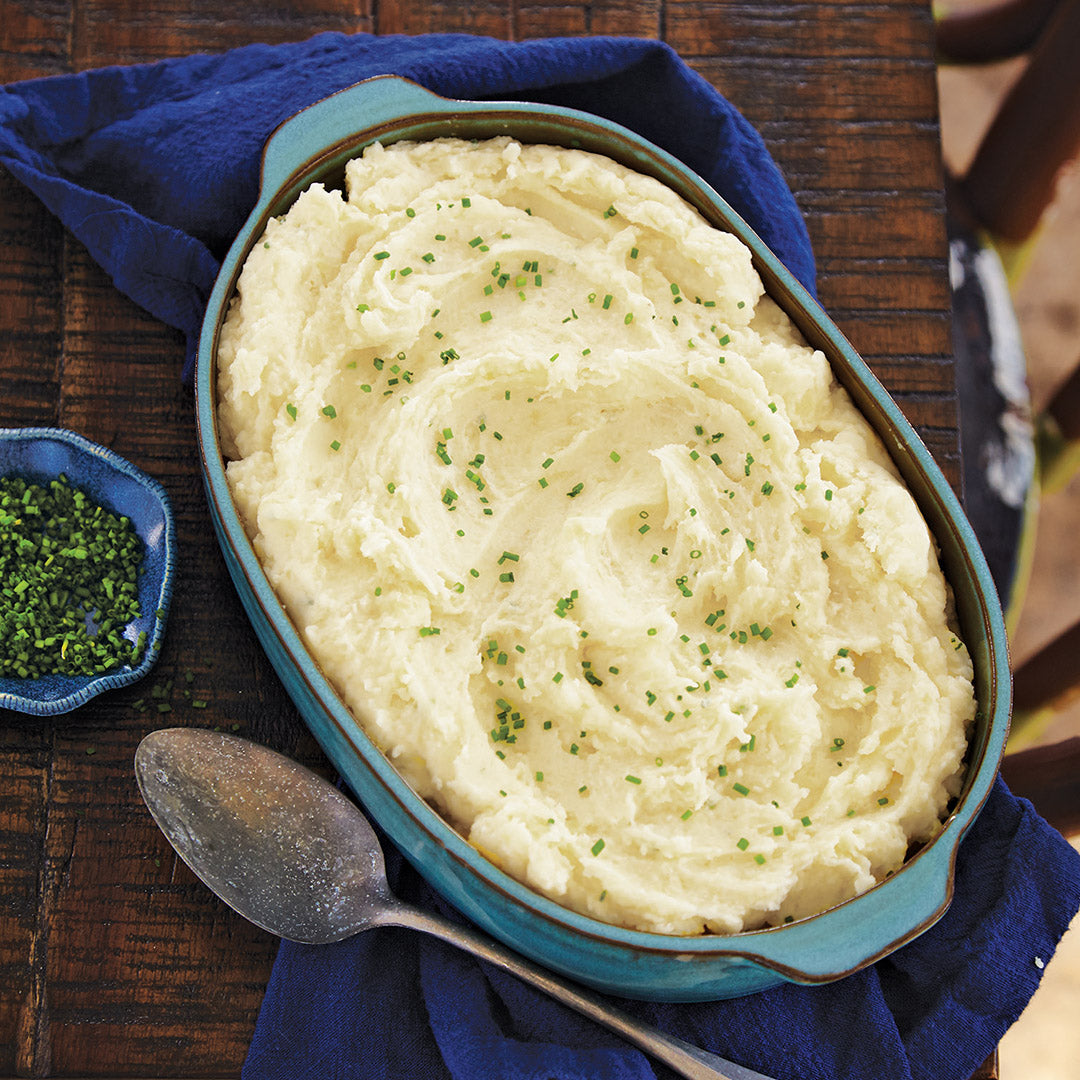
[217,137,975,934]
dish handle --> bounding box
[259,76,454,200]
[759,813,969,983]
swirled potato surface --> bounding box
[217,137,974,934]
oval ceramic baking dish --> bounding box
[195,75,1010,1002]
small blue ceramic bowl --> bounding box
[195,77,1011,1001]
[0,427,176,716]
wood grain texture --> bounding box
[0,0,973,1075]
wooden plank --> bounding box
[0,0,70,81]
[666,0,937,61]
[377,0,660,44]
[376,0,510,38]
[684,56,939,122]
[0,724,52,1078]
[575,0,662,37]
[71,0,374,68]
[0,171,64,428]
[800,192,950,262]
[828,309,952,359]
[862,356,959,395]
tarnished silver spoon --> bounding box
[134,727,775,1080]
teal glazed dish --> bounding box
[195,76,1011,1001]
[0,427,175,716]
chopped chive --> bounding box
[591,838,606,856]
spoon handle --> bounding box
[388,903,775,1080]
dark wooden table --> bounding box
[0,1,992,1077]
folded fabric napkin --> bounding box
[3,31,1078,1080]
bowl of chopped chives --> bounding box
[0,427,176,716]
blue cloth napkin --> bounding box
[3,31,1078,1080]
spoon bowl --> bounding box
[134,727,775,1080]
[135,726,393,943]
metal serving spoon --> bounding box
[134,727,776,1080]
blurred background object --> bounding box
[936,1,1080,1076]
